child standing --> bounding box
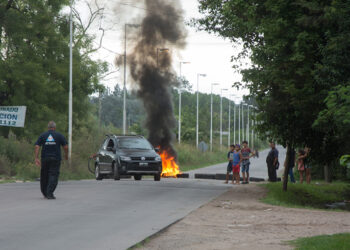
[232,144,242,185]
[225,145,235,184]
[241,141,254,184]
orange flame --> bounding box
[159,150,181,177]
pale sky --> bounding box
[75,0,249,103]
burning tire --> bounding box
[154,173,161,181]
[95,164,103,181]
[134,175,142,181]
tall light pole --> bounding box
[238,102,241,144]
[178,61,190,144]
[220,88,228,146]
[157,48,169,68]
[210,83,219,151]
[247,105,250,143]
[196,73,206,148]
[233,100,236,144]
[123,24,141,135]
[68,0,73,164]
[242,102,245,141]
[228,94,235,147]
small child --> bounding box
[225,145,235,184]
[232,144,242,185]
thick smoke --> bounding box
[128,0,187,157]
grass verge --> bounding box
[261,181,350,210]
[290,233,350,250]
[176,143,227,172]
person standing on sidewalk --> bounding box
[266,142,279,182]
[241,141,254,184]
[34,121,68,199]
[225,145,235,184]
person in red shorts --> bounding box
[232,144,242,185]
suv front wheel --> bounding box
[113,163,120,181]
[154,173,161,181]
[95,164,103,180]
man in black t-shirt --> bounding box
[266,142,279,182]
[35,121,68,199]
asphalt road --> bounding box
[0,178,230,250]
[187,145,287,179]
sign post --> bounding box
[0,106,27,127]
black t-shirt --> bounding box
[35,130,68,160]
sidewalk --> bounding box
[186,146,286,180]
[139,184,350,250]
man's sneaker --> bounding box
[46,195,56,200]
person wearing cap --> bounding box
[34,121,68,199]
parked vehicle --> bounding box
[95,135,162,181]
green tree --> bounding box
[195,0,350,186]
[0,0,106,139]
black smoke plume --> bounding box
[128,0,187,157]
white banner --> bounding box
[0,106,27,127]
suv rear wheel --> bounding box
[154,173,161,181]
[95,164,103,180]
[113,163,120,181]
[134,175,142,181]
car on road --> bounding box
[95,135,162,181]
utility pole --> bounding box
[178,61,190,144]
[123,24,127,135]
[68,0,73,165]
[228,97,231,147]
[238,102,241,144]
[233,101,236,144]
[220,88,228,146]
[242,103,245,141]
[247,105,250,143]
[210,83,219,151]
[196,74,206,148]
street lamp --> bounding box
[238,101,241,144]
[228,94,236,147]
[196,73,207,148]
[157,48,170,68]
[220,88,228,146]
[68,0,73,165]
[178,61,190,144]
[123,23,141,135]
[210,83,219,151]
[242,102,245,141]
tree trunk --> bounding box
[324,164,332,183]
[283,146,290,191]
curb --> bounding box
[194,173,266,182]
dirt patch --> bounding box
[139,184,350,250]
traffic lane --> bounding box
[0,178,230,250]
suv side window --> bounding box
[107,139,114,149]
[102,139,109,150]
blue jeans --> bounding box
[288,167,295,183]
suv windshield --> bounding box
[118,137,153,150]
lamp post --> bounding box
[242,102,245,141]
[247,105,250,143]
[220,88,228,146]
[238,101,241,144]
[157,48,170,68]
[196,73,207,148]
[228,94,236,147]
[68,0,73,164]
[123,23,141,135]
[233,99,236,144]
[210,83,219,151]
[178,61,190,144]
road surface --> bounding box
[186,145,286,179]
[0,178,230,250]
